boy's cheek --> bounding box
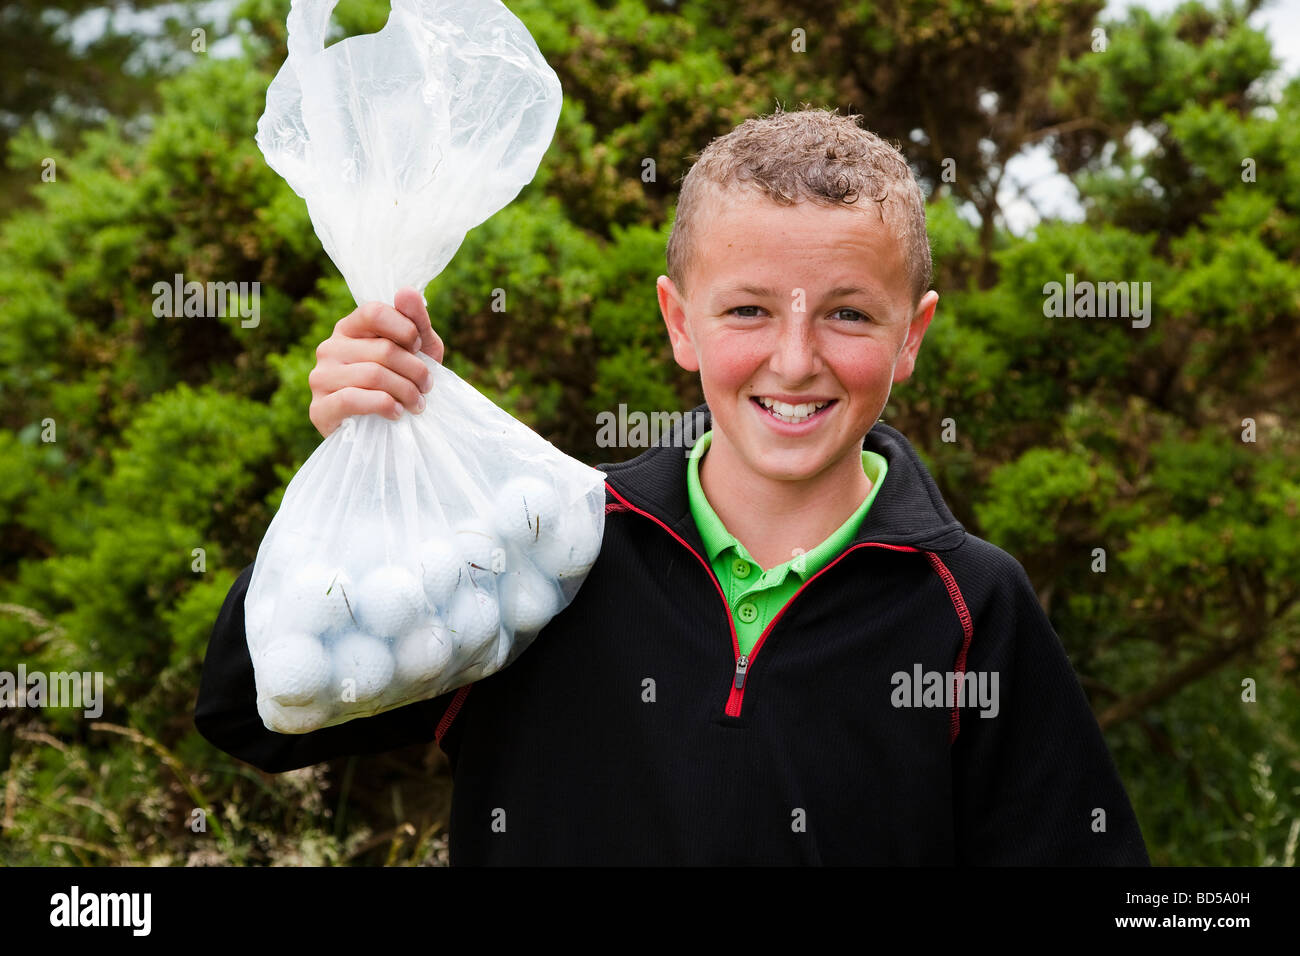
[697,343,766,389]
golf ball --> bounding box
[417,536,463,609]
[257,632,332,706]
[393,617,455,685]
[355,565,426,638]
[534,514,603,582]
[447,586,500,661]
[245,597,276,644]
[284,563,355,635]
[455,520,504,583]
[259,698,334,734]
[500,568,561,636]
[494,476,562,551]
[331,633,395,703]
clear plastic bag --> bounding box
[256,0,564,305]
[245,0,604,734]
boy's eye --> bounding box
[725,306,874,322]
[831,307,871,323]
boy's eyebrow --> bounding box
[712,284,890,308]
[714,283,782,298]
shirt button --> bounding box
[732,558,751,578]
[737,602,758,623]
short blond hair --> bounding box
[666,106,932,311]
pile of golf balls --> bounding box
[252,475,602,733]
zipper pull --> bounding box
[733,654,750,690]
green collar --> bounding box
[686,429,888,579]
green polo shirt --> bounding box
[686,430,888,656]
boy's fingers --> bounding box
[394,286,443,364]
[310,387,402,438]
[338,300,422,354]
[330,335,434,394]
[322,360,425,414]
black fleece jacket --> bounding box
[195,409,1150,865]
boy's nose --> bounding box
[767,318,820,382]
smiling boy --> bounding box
[196,107,1149,865]
[659,170,934,574]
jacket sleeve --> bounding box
[949,550,1150,865]
[194,563,461,773]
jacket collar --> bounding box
[598,403,966,555]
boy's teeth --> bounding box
[756,397,829,422]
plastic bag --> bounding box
[256,0,564,305]
[244,0,605,734]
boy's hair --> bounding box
[666,106,932,312]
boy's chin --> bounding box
[726,435,864,485]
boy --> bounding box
[196,108,1149,865]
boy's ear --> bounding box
[893,290,939,384]
[657,275,700,372]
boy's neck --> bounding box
[698,431,873,570]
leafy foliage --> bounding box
[0,0,1295,866]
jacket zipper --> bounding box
[604,483,924,718]
[723,541,922,716]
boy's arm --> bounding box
[950,552,1149,865]
[194,563,460,773]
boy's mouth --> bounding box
[751,396,836,425]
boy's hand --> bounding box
[308,287,444,438]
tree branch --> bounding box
[1097,628,1264,730]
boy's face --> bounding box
[658,188,938,486]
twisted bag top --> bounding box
[255,0,563,306]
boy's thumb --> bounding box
[393,286,439,358]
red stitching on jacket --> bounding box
[605,499,631,514]
[925,552,974,744]
[435,683,473,746]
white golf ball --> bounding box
[393,617,455,685]
[534,514,603,581]
[455,520,504,583]
[499,568,561,636]
[245,597,276,644]
[257,632,332,706]
[259,698,334,734]
[494,476,562,550]
[447,586,500,661]
[331,633,395,703]
[416,537,463,609]
[284,563,355,635]
[355,565,426,638]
